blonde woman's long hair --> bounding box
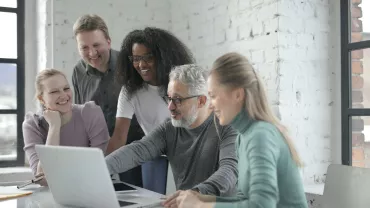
[211,52,302,167]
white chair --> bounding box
[322,164,370,208]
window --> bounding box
[0,0,25,167]
[341,0,370,167]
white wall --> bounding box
[277,0,338,184]
[329,0,342,168]
[170,0,280,107]
[24,0,39,113]
[28,0,341,190]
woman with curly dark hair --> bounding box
[108,27,195,194]
[115,27,195,99]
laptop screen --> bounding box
[113,183,136,192]
[118,200,136,207]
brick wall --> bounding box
[170,0,280,107]
[277,0,334,184]
[351,0,366,168]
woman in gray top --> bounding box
[23,69,109,186]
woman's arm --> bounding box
[213,130,280,208]
[107,87,135,154]
[35,125,61,174]
[107,117,131,154]
[23,112,61,176]
[82,101,110,154]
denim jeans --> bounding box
[141,155,169,194]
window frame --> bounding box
[341,0,370,165]
[0,0,25,167]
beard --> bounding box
[171,105,199,128]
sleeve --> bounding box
[81,101,110,154]
[215,129,280,208]
[72,66,81,104]
[116,87,134,119]
[192,124,238,196]
[105,121,168,174]
[22,113,47,176]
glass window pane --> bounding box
[351,48,370,108]
[0,114,17,161]
[350,0,370,43]
[0,12,17,59]
[0,63,17,109]
[0,0,17,8]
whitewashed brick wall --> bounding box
[277,0,338,186]
[170,0,280,104]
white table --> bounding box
[0,182,165,208]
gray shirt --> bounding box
[72,49,121,136]
[105,113,238,196]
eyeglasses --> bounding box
[128,54,154,65]
[163,95,201,107]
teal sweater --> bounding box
[215,110,308,208]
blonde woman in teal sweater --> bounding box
[175,52,308,208]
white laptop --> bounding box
[35,145,163,208]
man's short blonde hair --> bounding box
[73,14,110,39]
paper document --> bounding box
[0,185,38,201]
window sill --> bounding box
[304,183,324,195]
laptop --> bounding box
[35,145,163,208]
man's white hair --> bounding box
[169,64,209,101]
[169,64,210,128]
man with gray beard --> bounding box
[105,64,238,198]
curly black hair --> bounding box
[115,27,195,99]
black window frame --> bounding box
[0,0,25,167]
[341,0,370,165]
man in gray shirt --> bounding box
[106,64,238,197]
[71,14,144,187]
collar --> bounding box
[230,108,254,134]
[86,49,118,76]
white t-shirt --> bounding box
[116,84,170,135]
